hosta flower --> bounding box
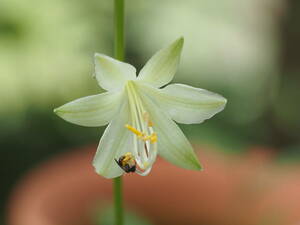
[54,37,227,178]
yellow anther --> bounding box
[125,124,157,143]
[150,133,157,143]
[125,124,143,137]
[141,133,157,143]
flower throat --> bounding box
[119,81,158,176]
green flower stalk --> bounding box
[54,37,227,178]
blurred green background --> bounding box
[0,0,300,224]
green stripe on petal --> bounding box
[93,102,132,178]
[54,91,123,127]
[137,37,183,87]
[139,83,227,124]
[136,84,202,171]
[94,53,136,91]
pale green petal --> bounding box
[94,53,136,91]
[54,91,123,127]
[137,37,183,87]
[93,102,132,178]
[139,83,227,124]
[136,85,202,170]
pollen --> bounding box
[121,152,135,166]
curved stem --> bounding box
[113,0,124,225]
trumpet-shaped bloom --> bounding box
[54,37,227,178]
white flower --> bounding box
[54,37,227,178]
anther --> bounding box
[150,133,157,143]
[125,124,143,137]
[141,133,157,143]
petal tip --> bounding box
[220,96,228,108]
[173,36,184,49]
[94,52,102,58]
[193,161,203,171]
[94,53,110,63]
[94,53,106,62]
[214,94,227,108]
[53,107,61,115]
[177,36,184,44]
[53,106,67,118]
[224,97,228,104]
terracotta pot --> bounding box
[6,145,300,225]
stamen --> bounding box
[125,124,144,137]
[126,124,157,144]
[125,81,158,176]
[142,133,157,143]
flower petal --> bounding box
[139,83,227,124]
[137,37,184,87]
[54,91,123,127]
[136,85,202,170]
[94,53,136,91]
[93,102,132,178]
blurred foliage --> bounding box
[0,0,300,224]
[0,0,112,115]
[127,0,283,124]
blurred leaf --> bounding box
[276,145,300,164]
